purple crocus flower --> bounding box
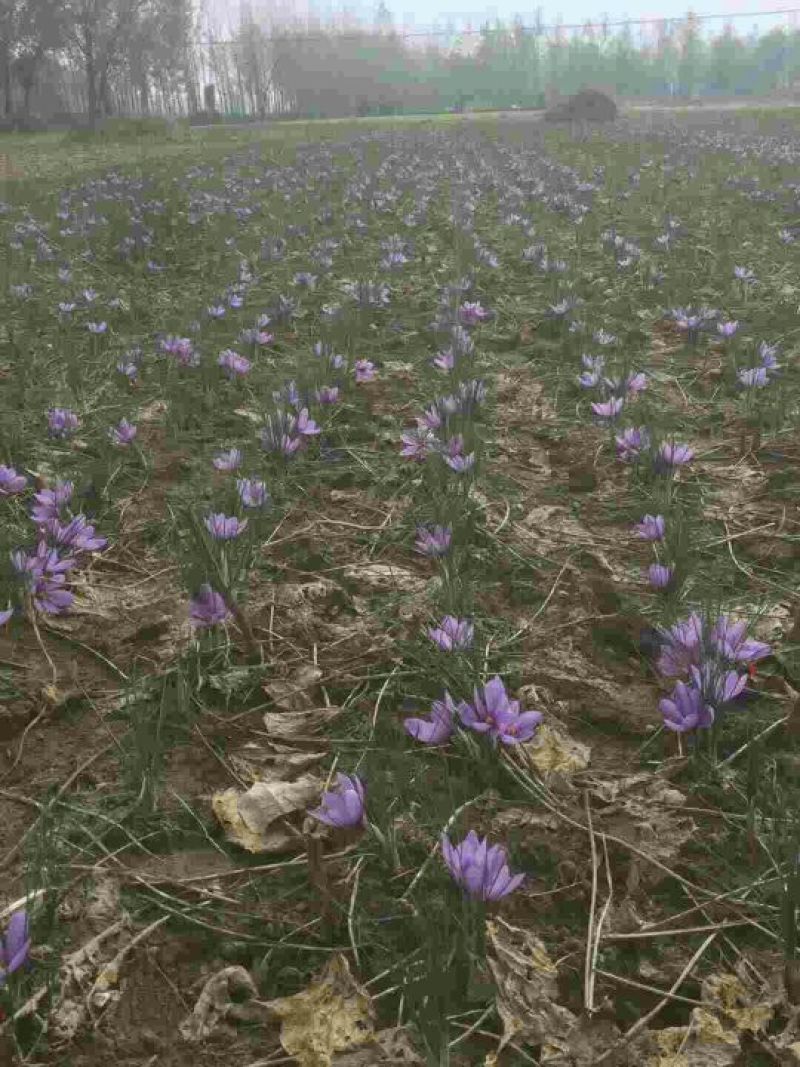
[236,478,269,509]
[0,605,13,626]
[615,426,650,463]
[738,367,768,389]
[31,573,74,614]
[218,350,251,378]
[717,320,739,338]
[458,301,491,327]
[758,341,780,371]
[404,692,458,745]
[648,563,674,589]
[13,542,76,581]
[591,397,624,421]
[427,616,474,652]
[109,418,137,446]
[655,441,694,473]
[207,304,226,319]
[294,409,320,437]
[656,613,705,677]
[354,360,377,383]
[190,584,231,629]
[87,321,107,334]
[401,428,437,462]
[213,449,243,472]
[414,525,452,557]
[689,663,747,710]
[711,617,771,665]
[0,466,27,495]
[204,513,247,540]
[47,408,80,438]
[434,349,456,371]
[260,412,303,458]
[309,773,366,828]
[458,676,543,746]
[31,481,73,524]
[47,515,107,553]
[445,452,476,473]
[161,336,198,368]
[634,515,665,541]
[315,386,340,405]
[441,831,525,901]
[659,680,712,733]
[0,909,31,988]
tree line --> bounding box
[1,0,800,127]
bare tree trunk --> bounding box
[1,42,12,116]
[84,25,98,128]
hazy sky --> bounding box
[205,0,799,44]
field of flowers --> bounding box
[0,109,799,1066]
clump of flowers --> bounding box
[656,613,771,733]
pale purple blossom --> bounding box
[236,478,270,509]
[427,616,474,652]
[414,525,452,557]
[648,563,674,589]
[354,359,377,383]
[591,397,624,421]
[441,831,525,901]
[47,408,80,438]
[458,676,543,746]
[0,909,31,987]
[634,515,665,541]
[0,466,27,495]
[309,773,366,828]
[213,449,243,472]
[204,513,248,540]
[109,418,137,446]
[659,680,712,733]
[190,585,231,629]
[404,693,457,745]
[218,349,252,378]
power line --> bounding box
[200,6,800,44]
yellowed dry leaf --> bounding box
[701,971,775,1034]
[524,723,591,777]
[211,774,320,853]
[650,1009,740,1067]
[486,917,577,1055]
[267,953,375,1066]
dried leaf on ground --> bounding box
[332,1026,423,1064]
[212,774,321,853]
[230,741,328,783]
[486,917,577,1054]
[266,953,375,1066]
[701,970,776,1034]
[264,665,324,712]
[179,966,260,1043]
[262,704,343,742]
[522,722,591,778]
[598,780,696,876]
[650,1009,740,1067]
